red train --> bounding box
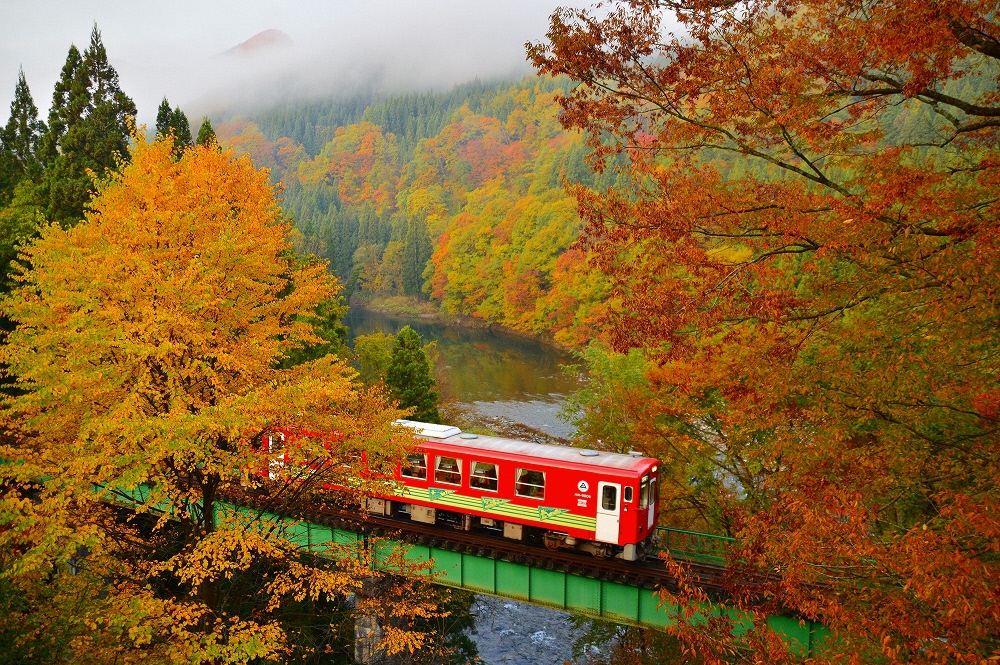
[363,420,660,561]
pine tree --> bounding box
[196,117,217,146]
[40,44,85,165]
[170,107,192,146]
[1,72,43,204]
[155,97,172,138]
[2,69,45,182]
[155,99,193,148]
[385,325,440,423]
[41,25,137,225]
[402,216,432,296]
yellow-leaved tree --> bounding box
[0,136,441,663]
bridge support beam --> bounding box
[354,611,383,664]
[354,579,391,665]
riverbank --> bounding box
[350,294,579,354]
[439,400,571,445]
[343,304,585,439]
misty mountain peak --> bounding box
[224,29,293,56]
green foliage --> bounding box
[155,97,172,138]
[0,550,110,665]
[243,78,520,157]
[221,75,609,346]
[1,69,45,201]
[353,332,396,385]
[170,107,192,146]
[155,98,193,148]
[385,325,440,423]
[278,296,350,368]
[402,215,433,297]
[196,117,216,146]
[39,26,137,226]
[0,180,44,294]
[561,343,730,530]
[39,44,84,165]
[560,343,653,454]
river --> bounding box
[343,306,584,439]
[343,306,601,664]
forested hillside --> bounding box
[217,77,619,347]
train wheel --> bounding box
[543,532,563,550]
[591,543,613,559]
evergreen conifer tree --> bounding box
[170,107,192,146]
[155,97,172,138]
[40,44,85,165]
[155,99,193,148]
[196,117,217,146]
[402,216,432,296]
[2,69,45,182]
[41,25,137,225]
[385,325,440,423]
[1,71,44,204]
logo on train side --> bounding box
[481,497,508,510]
[428,488,454,502]
[577,480,589,492]
[538,507,569,521]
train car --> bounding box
[364,420,660,561]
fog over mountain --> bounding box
[0,0,590,124]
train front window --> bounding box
[639,475,649,509]
[401,454,427,480]
[434,456,462,485]
[514,468,545,499]
[602,484,618,511]
[624,486,633,502]
[470,461,498,492]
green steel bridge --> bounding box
[104,485,826,658]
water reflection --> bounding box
[343,307,583,438]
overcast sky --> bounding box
[0,0,586,126]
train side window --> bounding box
[470,461,498,492]
[401,453,427,480]
[602,484,618,511]
[434,456,462,485]
[639,475,649,509]
[515,468,545,499]
[624,486,634,502]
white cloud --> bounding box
[0,0,583,125]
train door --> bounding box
[647,475,657,530]
[596,482,621,543]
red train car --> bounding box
[365,420,660,561]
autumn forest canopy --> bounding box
[1,1,1000,664]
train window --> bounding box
[639,475,649,509]
[401,453,427,480]
[514,468,545,499]
[602,484,618,511]
[650,477,658,504]
[470,461,498,492]
[434,456,462,485]
[624,486,633,502]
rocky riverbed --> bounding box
[468,595,608,665]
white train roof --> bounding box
[394,420,656,472]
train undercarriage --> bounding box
[363,497,655,562]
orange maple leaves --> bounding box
[532,0,1000,662]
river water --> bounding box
[343,307,584,439]
[343,306,600,664]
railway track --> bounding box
[223,492,733,600]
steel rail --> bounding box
[223,491,736,600]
